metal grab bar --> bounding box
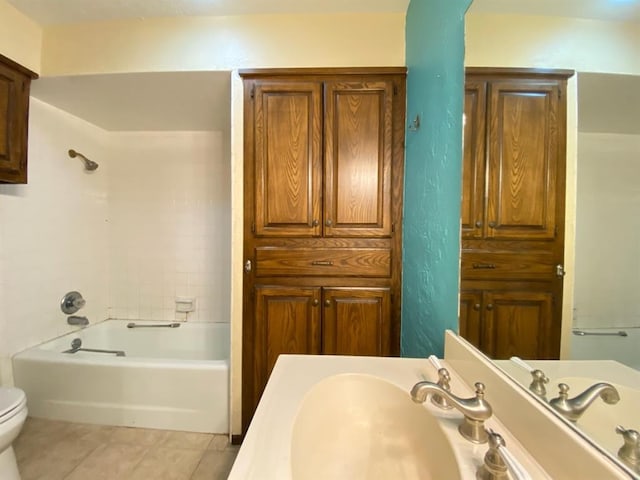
[126,322,180,329]
[63,347,126,356]
[62,338,126,356]
[573,330,628,337]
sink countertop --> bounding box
[229,354,550,479]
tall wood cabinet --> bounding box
[460,68,573,360]
[241,68,406,431]
[0,53,38,184]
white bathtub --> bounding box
[12,319,229,433]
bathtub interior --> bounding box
[12,319,231,434]
[42,319,230,361]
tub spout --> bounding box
[410,380,492,443]
[549,382,620,422]
[68,315,89,326]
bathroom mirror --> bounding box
[463,3,640,475]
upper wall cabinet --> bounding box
[462,73,566,241]
[0,54,38,184]
[251,75,394,238]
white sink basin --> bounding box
[290,373,461,480]
[554,377,640,454]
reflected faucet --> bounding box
[410,381,493,443]
[549,382,620,422]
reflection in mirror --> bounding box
[460,71,640,478]
[495,358,640,476]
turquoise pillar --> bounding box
[401,0,472,357]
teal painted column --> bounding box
[401,0,472,357]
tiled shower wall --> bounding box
[107,132,230,322]
[0,99,110,384]
[574,132,640,329]
[0,101,230,385]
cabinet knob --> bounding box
[473,303,481,311]
[312,219,319,227]
[475,221,483,228]
[488,221,496,228]
[324,299,331,307]
[312,299,319,307]
[486,303,494,311]
[325,219,333,227]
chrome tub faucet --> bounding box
[410,380,493,443]
[67,315,89,326]
[549,382,620,422]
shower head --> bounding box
[68,149,99,171]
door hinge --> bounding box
[556,264,566,278]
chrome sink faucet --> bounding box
[549,382,620,422]
[410,380,493,443]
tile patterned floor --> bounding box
[14,417,239,480]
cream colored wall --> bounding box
[465,12,640,359]
[41,14,405,75]
[0,0,42,73]
[36,12,405,436]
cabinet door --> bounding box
[0,62,30,183]
[252,285,321,401]
[483,290,554,359]
[486,80,562,240]
[253,81,322,236]
[324,80,393,237]
[461,81,487,239]
[323,287,391,356]
[459,291,483,350]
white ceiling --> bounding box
[31,72,231,132]
[8,0,640,25]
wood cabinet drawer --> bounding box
[461,253,557,280]
[255,248,391,277]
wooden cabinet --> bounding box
[460,285,556,359]
[0,54,38,184]
[242,68,405,431]
[462,74,566,241]
[250,285,390,404]
[461,68,573,360]
[252,78,393,238]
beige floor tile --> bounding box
[159,431,213,450]
[108,426,169,446]
[127,446,203,480]
[66,423,117,444]
[207,434,230,451]
[18,435,102,480]
[64,443,148,480]
[190,450,238,480]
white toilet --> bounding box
[0,387,27,480]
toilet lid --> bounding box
[0,387,26,422]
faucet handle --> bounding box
[431,368,453,410]
[616,425,640,471]
[529,369,549,397]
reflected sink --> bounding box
[555,377,640,454]
[290,373,461,480]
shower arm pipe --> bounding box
[68,149,99,171]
